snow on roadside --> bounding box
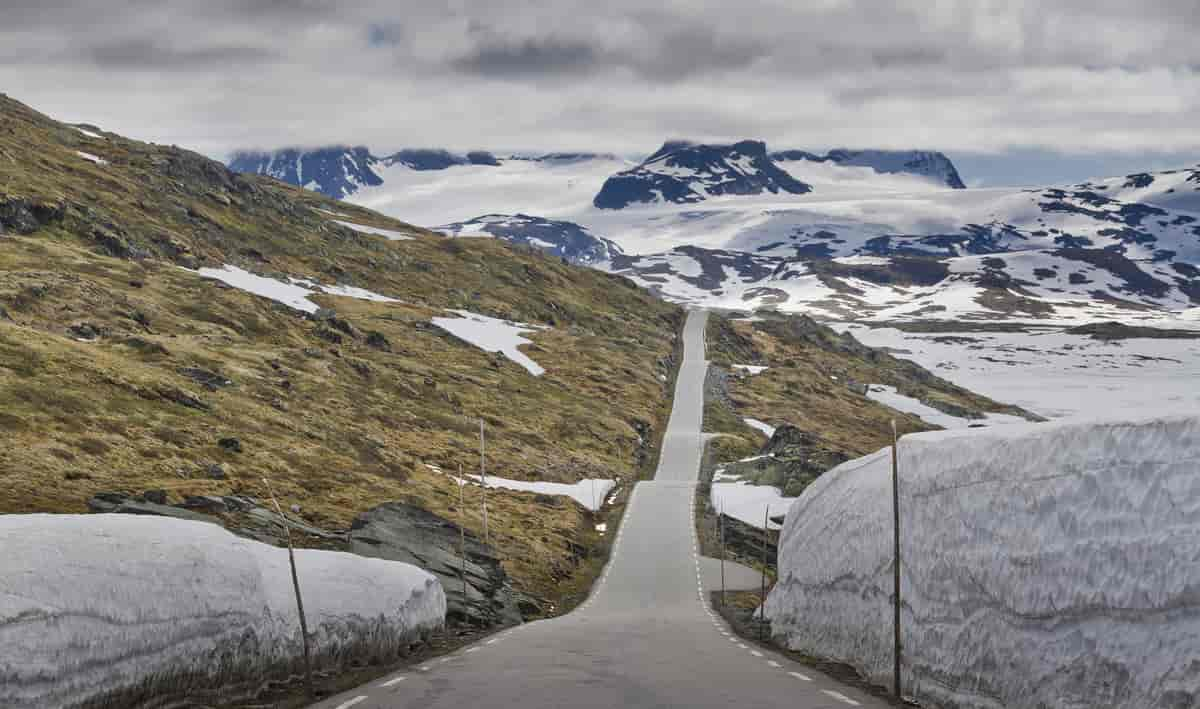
[743,417,776,437]
[331,219,414,241]
[732,364,768,375]
[0,514,444,709]
[75,150,108,166]
[765,415,1200,709]
[865,384,1025,429]
[460,474,615,512]
[711,481,794,531]
[431,309,548,376]
[190,265,400,314]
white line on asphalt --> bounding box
[821,689,861,706]
[750,650,764,657]
[378,676,406,687]
[789,671,812,681]
[767,661,781,668]
[419,665,432,671]
[465,647,479,653]
[738,644,748,649]
[334,697,367,709]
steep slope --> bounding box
[0,93,682,612]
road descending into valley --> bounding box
[314,310,886,709]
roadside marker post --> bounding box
[459,465,468,601]
[719,500,726,609]
[891,419,902,700]
[480,419,489,547]
[760,505,768,642]
[262,476,314,699]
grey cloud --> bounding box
[87,38,276,70]
[452,36,600,78]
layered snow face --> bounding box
[430,309,547,376]
[191,264,400,314]
[0,514,445,709]
[764,415,1200,709]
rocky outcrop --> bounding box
[349,502,523,628]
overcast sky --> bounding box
[2,0,1198,185]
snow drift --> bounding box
[764,415,1200,709]
[0,514,445,709]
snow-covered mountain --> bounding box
[227,141,1200,325]
[771,149,966,189]
[228,146,503,199]
[592,140,811,209]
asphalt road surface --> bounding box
[313,309,888,709]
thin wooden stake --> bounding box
[719,500,726,609]
[459,465,468,602]
[480,419,489,547]
[760,505,769,641]
[262,477,313,699]
[891,419,903,700]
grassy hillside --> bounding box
[703,311,1036,485]
[0,94,681,606]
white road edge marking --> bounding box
[378,676,406,687]
[789,671,812,681]
[334,697,367,709]
[821,689,862,706]
[767,660,781,668]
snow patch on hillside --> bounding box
[191,265,400,314]
[865,384,1025,429]
[743,417,777,437]
[712,481,794,531]
[765,415,1200,709]
[331,219,414,240]
[75,150,107,166]
[0,514,444,709]
[462,474,615,512]
[431,309,547,375]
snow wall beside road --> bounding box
[764,415,1200,709]
[0,514,445,709]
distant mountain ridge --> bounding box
[771,148,966,189]
[592,139,812,209]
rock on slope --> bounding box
[764,415,1200,709]
[0,514,445,709]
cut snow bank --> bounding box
[0,515,445,709]
[764,415,1200,709]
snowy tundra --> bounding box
[764,415,1200,709]
[0,515,445,709]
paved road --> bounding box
[313,310,887,709]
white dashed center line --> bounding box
[789,671,812,681]
[333,696,367,709]
[821,689,862,706]
[378,676,406,688]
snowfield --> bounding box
[431,309,548,376]
[764,415,1200,709]
[0,514,445,709]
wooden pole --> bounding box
[719,500,726,609]
[760,505,769,641]
[262,477,313,699]
[459,465,468,602]
[891,419,903,700]
[480,419,489,547]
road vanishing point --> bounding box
[314,309,887,709]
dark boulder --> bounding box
[349,502,523,628]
